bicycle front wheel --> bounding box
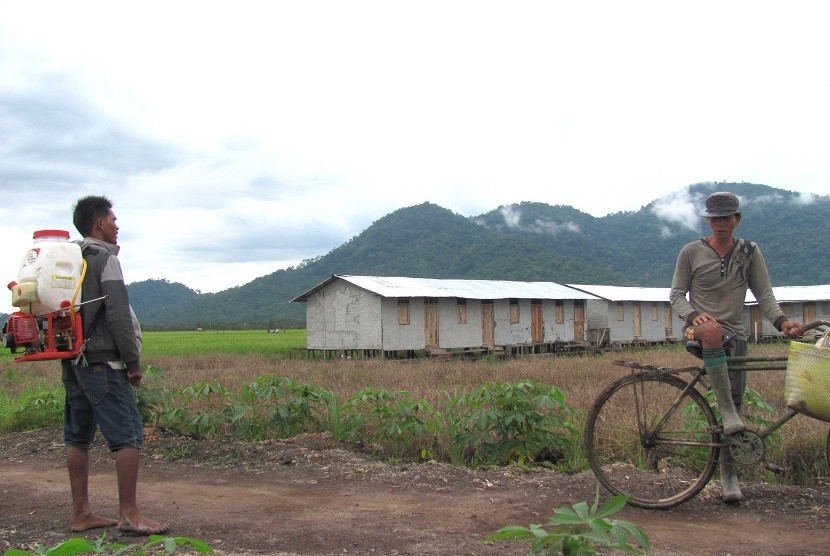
[826,427,830,474]
[585,372,720,509]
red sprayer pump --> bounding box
[2,230,88,362]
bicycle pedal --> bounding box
[765,462,784,474]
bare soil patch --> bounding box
[2,428,829,555]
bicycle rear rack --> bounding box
[613,360,700,375]
[614,355,788,375]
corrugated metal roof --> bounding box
[292,275,600,302]
[566,284,672,302]
[745,284,830,304]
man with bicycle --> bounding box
[670,190,801,503]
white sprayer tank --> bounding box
[12,230,83,315]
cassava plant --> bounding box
[486,487,651,555]
[227,374,334,440]
[445,381,580,467]
[342,387,438,460]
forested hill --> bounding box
[122,182,828,329]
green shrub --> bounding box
[446,381,580,467]
[169,380,231,439]
[135,365,176,427]
[2,385,64,430]
[342,387,438,460]
[228,375,334,440]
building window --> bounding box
[509,299,520,324]
[651,302,659,321]
[616,302,625,321]
[457,298,467,324]
[397,299,410,325]
[555,300,564,324]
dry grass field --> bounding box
[3,340,827,479]
[3,340,830,555]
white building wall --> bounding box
[379,297,425,350]
[438,299,485,349]
[744,300,830,340]
[305,282,382,350]
[490,299,535,345]
[607,302,633,341]
[584,300,608,331]
[544,300,578,342]
[590,301,673,343]
[380,297,491,350]
[640,301,670,341]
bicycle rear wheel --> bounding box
[585,371,720,509]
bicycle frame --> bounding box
[621,355,802,452]
[588,321,829,508]
[726,355,801,446]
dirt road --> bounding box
[1,429,828,555]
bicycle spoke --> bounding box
[585,372,719,509]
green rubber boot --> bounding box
[704,348,745,435]
[720,406,744,504]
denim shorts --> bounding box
[62,361,144,451]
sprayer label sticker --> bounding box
[22,249,40,266]
[51,274,76,290]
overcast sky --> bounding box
[2,1,828,313]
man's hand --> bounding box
[691,312,716,326]
[781,320,801,338]
[126,370,143,386]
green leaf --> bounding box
[42,538,97,556]
[485,525,536,541]
[549,512,587,525]
[594,495,628,519]
[611,521,651,552]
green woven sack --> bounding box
[785,340,830,423]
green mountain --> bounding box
[119,182,830,328]
[474,182,829,286]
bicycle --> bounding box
[584,320,830,509]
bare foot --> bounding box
[118,516,169,536]
[71,514,118,532]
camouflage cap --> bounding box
[701,191,740,217]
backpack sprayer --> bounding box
[2,230,92,362]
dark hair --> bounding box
[73,195,113,237]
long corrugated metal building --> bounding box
[291,275,600,357]
[745,285,830,340]
[566,284,678,346]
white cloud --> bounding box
[499,206,522,228]
[2,1,830,313]
[650,189,703,233]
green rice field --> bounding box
[139,328,307,357]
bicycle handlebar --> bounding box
[799,320,830,336]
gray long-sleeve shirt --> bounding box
[670,237,786,341]
[77,237,142,372]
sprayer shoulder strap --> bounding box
[79,244,106,341]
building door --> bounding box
[531,301,544,343]
[664,305,674,338]
[803,302,817,324]
[481,301,495,348]
[424,299,439,348]
[632,302,642,339]
[573,300,585,342]
[749,306,762,341]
